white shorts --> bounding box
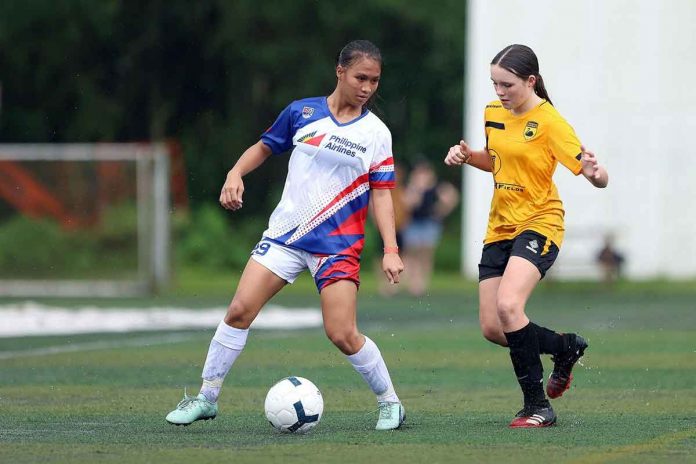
[250,238,361,292]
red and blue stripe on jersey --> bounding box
[259,96,395,258]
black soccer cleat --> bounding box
[547,334,588,399]
[509,404,557,428]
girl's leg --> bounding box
[166,258,286,425]
[320,280,403,429]
[404,247,426,297]
[496,256,540,332]
[479,275,566,350]
[199,258,287,402]
[478,276,507,345]
[419,245,436,296]
[496,257,556,426]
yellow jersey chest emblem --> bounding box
[523,121,539,141]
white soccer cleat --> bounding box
[165,392,218,426]
[375,401,405,430]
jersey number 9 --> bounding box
[252,241,271,256]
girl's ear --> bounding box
[527,74,537,88]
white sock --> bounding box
[199,321,249,403]
[346,336,399,403]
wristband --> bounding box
[383,246,399,254]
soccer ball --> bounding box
[264,376,323,433]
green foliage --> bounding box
[0,0,468,274]
[434,212,461,271]
[175,204,265,270]
[0,216,89,276]
[97,202,138,245]
[0,210,138,279]
[0,0,466,217]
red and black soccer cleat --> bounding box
[509,405,557,428]
[547,334,588,399]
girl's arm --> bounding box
[371,188,405,284]
[444,140,492,172]
[580,145,609,188]
[219,141,273,211]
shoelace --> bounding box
[176,388,202,410]
[176,396,199,410]
[378,403,394,420]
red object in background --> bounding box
[0,142,188,229]
[166,140,189,211]
[0,160,81,228]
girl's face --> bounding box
[490,64,536,112]
[337,57,381,107]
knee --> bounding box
[480,324,506,346]
[223,299,253,329]
[496,296,524,325]
[325,327,362,354]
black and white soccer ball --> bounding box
[264,376,323,433]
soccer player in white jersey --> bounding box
[166,40,405,430]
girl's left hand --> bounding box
[382,253,404,284]
[580,145,601,180]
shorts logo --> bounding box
[302,106,315,119]
[523,121,538,141]
[526,239,539,254]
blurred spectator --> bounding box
[597,234,625,284]
[402,159,459,296]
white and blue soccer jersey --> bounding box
[260,96,395,258]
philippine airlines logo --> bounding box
[302,106,315,119]
[297,131,326,147]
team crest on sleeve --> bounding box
[523,121,539,141]
[302,106,315,119]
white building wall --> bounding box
[463,0,696,279]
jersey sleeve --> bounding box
[548,118,583,175]
[484,106,491,149]
[369,129,395,189]
[260,104,296,155]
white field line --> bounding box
[0,302,322,360]
[0,333,199,360]
[0,302,322,338]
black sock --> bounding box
[505,322,548,408]
[531,323,564,355]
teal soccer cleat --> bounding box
[375,401,405,430]
[166,392,218,426]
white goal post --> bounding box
[0,143,170,297]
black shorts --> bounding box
[478,230,559,281]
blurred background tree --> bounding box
[0,0,465,272]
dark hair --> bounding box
[336,40,382,68]
[491,44,552,105]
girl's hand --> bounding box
[382,252,404,284]
[445,140,472,166]
[580,145,601,181]
[219,171,245,210]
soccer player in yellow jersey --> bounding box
[445,44,608,428]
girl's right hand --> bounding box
[219,171,245,210]
[444,140,472,166]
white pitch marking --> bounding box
[0,302,322,338]
[0,333,198,360]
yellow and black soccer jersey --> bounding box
[482,99,583,248]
